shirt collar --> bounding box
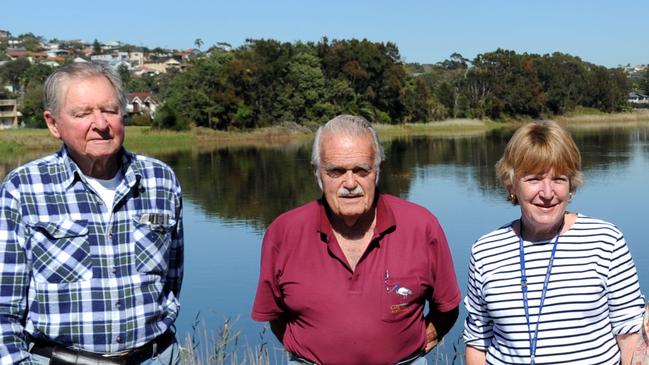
[58,146,141,190]
[317,192,396,243]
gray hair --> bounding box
[311,114,385,188]
[43,62,127,117]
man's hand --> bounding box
[424,320,439,352]
[423,306,459,353]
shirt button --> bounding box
[115,301,121,309]
[111,267,117,274]
[116,335,122,343]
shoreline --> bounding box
[1,110,648,158]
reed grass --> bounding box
[179,316,465,365]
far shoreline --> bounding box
[1,110,648,159]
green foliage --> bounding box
[640,69,649,95]
[19,83,46,128]
[0,58,31,92]
[17,33,44,52]
[130,113,152,126]
[92,39,102,54]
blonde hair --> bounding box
[496,120,583,204]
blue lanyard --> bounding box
[519,220,563,365]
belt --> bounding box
[290,350,425,365]
[29,330,175,365]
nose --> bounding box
[341,170,358,190]
[92,109,109,130]
[538,179,553,199]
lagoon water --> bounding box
[2,124,648,362]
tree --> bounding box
[0,58,31,93]
[117,64,131,88]
[92,39,102,54]
[19,83,46,128]
[639,68,649,95]
[194,38,204,51]
[18,33,44,52]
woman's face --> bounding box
[513,168,571,234]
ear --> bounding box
[44,111,61,139]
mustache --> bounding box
[337,186,364,197]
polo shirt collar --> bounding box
[317,192,397,243]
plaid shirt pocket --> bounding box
[28,219,93,283]
[132,214,176,275]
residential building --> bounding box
[129,51,145,66]
[628,92,649,105]
[126,92,158,116]
[0,99,21,129]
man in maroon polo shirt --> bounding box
[252,115,461,365]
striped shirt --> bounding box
[0,147,183,365]
[463,214,644,364]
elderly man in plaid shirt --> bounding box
[0,62,183,365]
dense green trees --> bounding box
[151,42,628,130]
[1,38,634,130]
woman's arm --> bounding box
[466,345,486,365]
[617,333,639,365]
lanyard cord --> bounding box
[519,218,564,365]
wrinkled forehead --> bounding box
[59,75,117,106]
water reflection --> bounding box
[167,125,649,230]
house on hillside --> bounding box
[6,48,48,61]
[0,99,21,129]
[126,92,158,116]
[628,92,649,105]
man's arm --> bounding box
[269,318,288,343]
[465,345,487,365]
[0,185,32,364]
[423,306,459,352]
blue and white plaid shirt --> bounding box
[0,147,183,365]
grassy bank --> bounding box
[2,110,649,157]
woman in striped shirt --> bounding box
[463,120,645,365]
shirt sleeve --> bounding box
[0,183,32,364]
[251,223,284,321]
[607,234,644,335]
[429,220,462,312]
[165,180,184,298]
[463,248,493,350]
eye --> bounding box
[553,176,569,183]
[351,167,371,177]
[521,175,541,183]
[102,107,120,115]
[325,168,346,178]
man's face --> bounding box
[44,75,124,170]
[318,133,377,227]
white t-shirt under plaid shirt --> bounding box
[0,147,183,365]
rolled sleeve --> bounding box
[429,221,461,312]
[251,225,284,321]
[607,235,644,335]
[463,253,492,350]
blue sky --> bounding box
[2,0,647,67]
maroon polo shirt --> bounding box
[252,193,461,365]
